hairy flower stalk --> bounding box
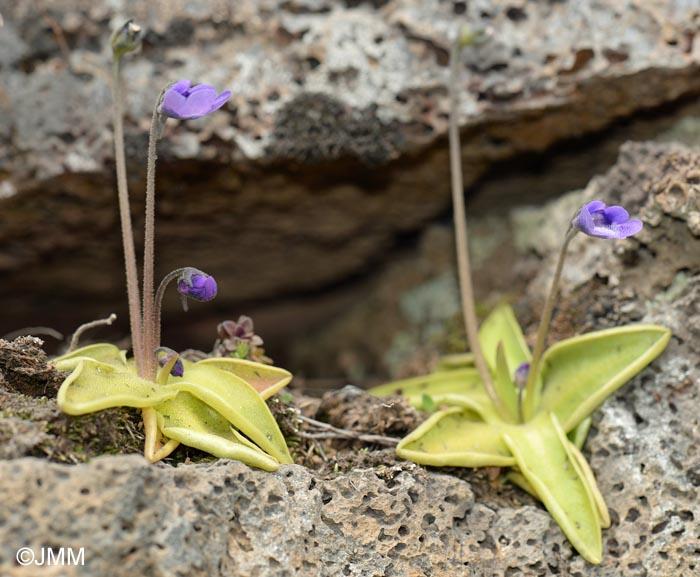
[153,267,217,349]
[141,82,230,380]
[141,93,167,381]
[110,20,144,375]
[522,201,644,420]
[522,227,577,420]
[448,28,508,419]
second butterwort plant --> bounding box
[371,27,670,564]
[52,21,293,470]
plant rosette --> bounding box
[371,304,670,564]
[53,343,293,471]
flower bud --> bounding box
[458,25,492,47]
[177,268,217,303]
[111,20,143,59]
[513,362,530,390]
[156,347,184,378]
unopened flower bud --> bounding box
[111,20,143,59]
[156,347,184,378]
[514,362,530,391]
[177,268,217,303]
[458,25,492,47]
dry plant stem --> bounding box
[112,58,144,376]
[448,35,505,417]
[523,227,577,420]
[39,6,72,68]
[296,414,399,447]
[141,102,163,381]
[1,327,64,341]
[68,313,117,352]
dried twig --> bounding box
[37,3,72,67]
[2,327,64,341]
[296,414,399,447]
[68,314,117,351]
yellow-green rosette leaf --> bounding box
[539,325,671,431]
[57,358,177,415]
[370,368,485,405]
[502,412,602,564]
[53,343,129,372]
[190,358,292,400]
[397,407,515,467]
[505,470,538,498]
[563,435,610,529]
[435,353,475,371]
[568,416,592,450]
[166,365,292,464]
[478,304,531,375]
[155,392,280,471]
[493,342,518,422]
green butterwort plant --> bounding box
[370,28,670,564]
[52,21,292,470]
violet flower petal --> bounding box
[178,87,218,118]
[576,203,596,236]
[171,79,191,93]
[574,200,643,239]
[209,90,232,113]
[615,219,643,237]
[584,200,605,213]
[160,80,231,120]
[602,206,629,224]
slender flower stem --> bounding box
[153,268,189,350]
[141,100,165,381]
[448,32,506,418]
[112,57,144,376]
[522,227,578,419]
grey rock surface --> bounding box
[0,456,544,577]
[2,0,700,347]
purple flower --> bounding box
[574,201,643,239]
[178,272,217,302]
[160,80,231,120]
[156,347,184,377]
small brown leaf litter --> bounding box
[0,337,143,463]
[0,337,63,397]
